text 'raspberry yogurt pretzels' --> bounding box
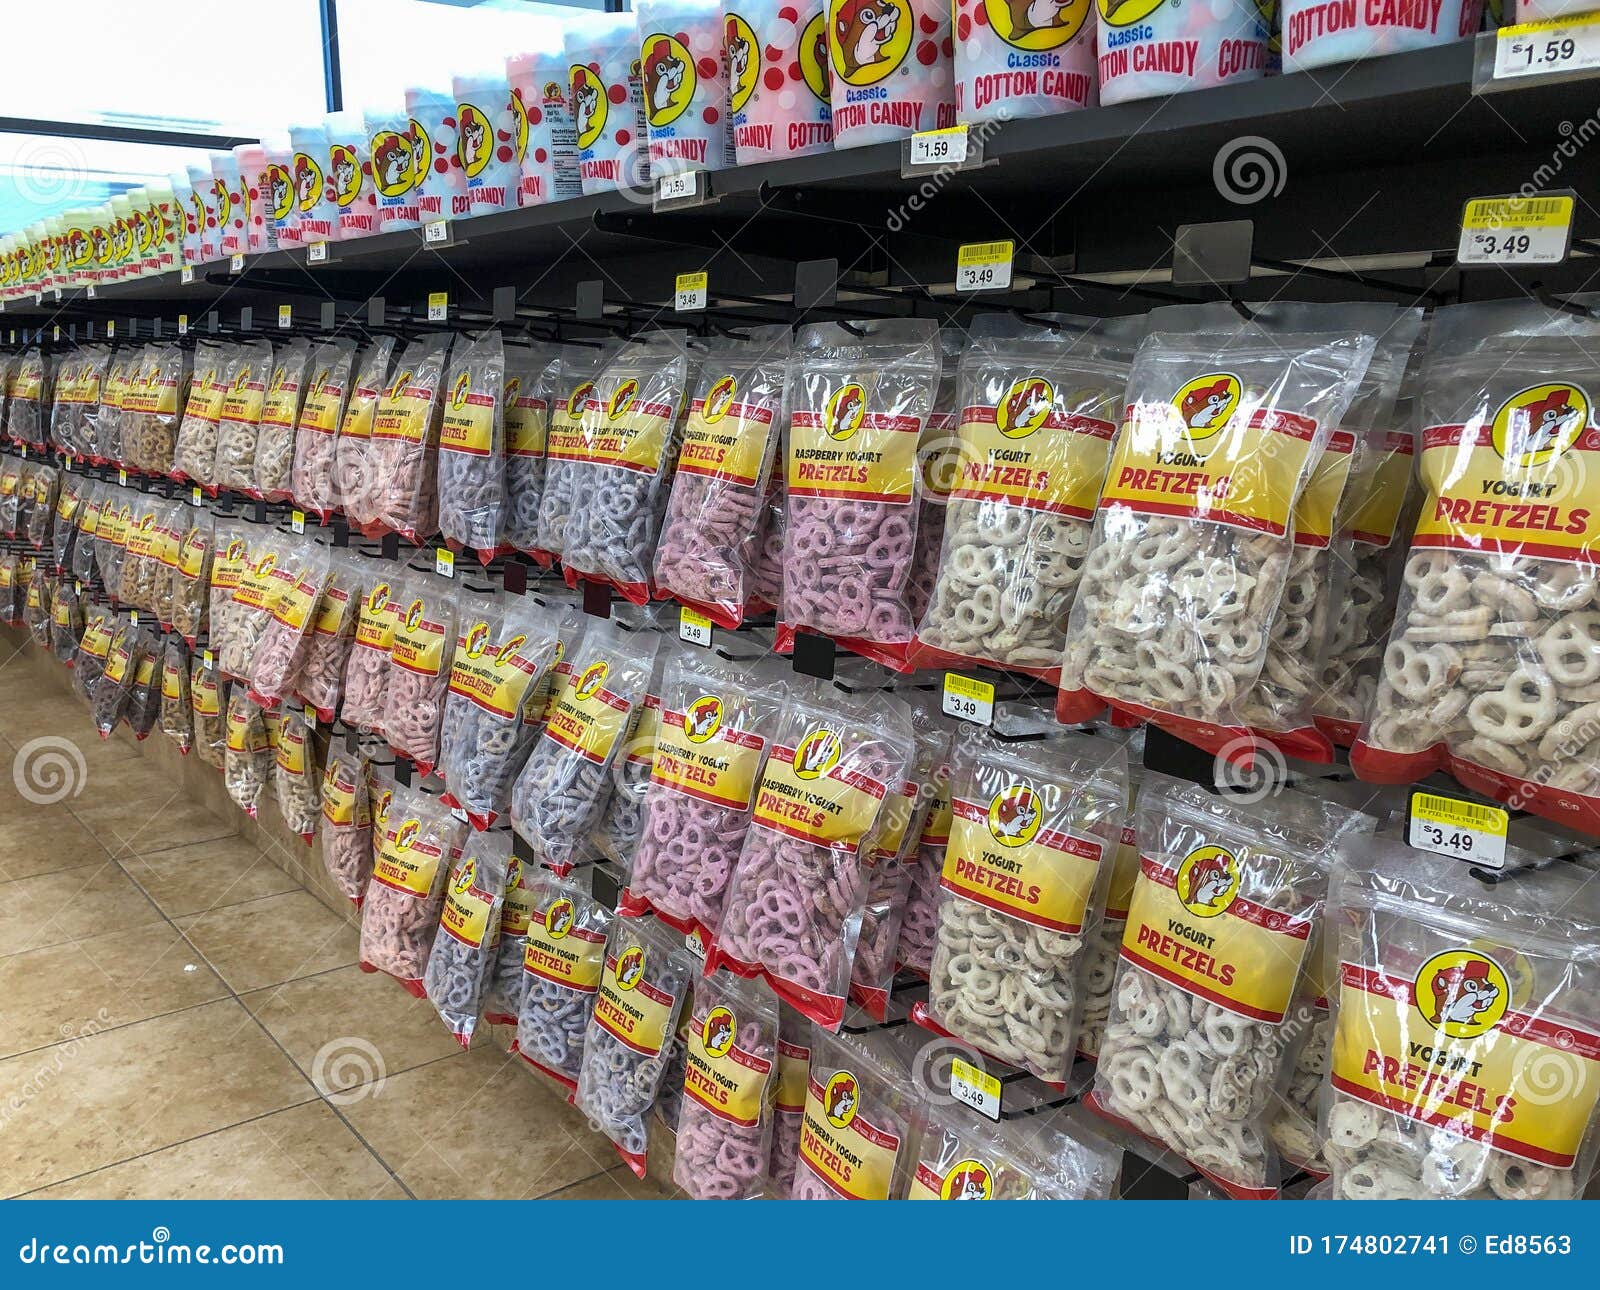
[339,566,400,734]
[575,916,695,1177]
[320,744,374,906]
[706,682,916,1029]
[500,344,561,556]
[908,1106,1122,1199]
[437,330,507,565]
[531,344,616,564]
[511,871,615,1091]
[251,337,310,501]
[1086,775,1369,1198]
[382,570,460,775]
[289,547,362,723]
[331,337,398,526]
[359,780,467,997]
[1322,841,1600,1200]
[653,326,791,628]
[212,339,273,494]
[289,337,358,523]
[172,341,239,489]
[1058,302,1379,760]
[913,725,1127,1085]
[365,332,453,544]
[272,706,322,842]
[424,831,510,1049]
[1351,298,1600,831]
[791,1025,920,1199]
[911,313,1138,682]
[779,319,941,671]
[559,332,694,602]
[768,1004,812,1197]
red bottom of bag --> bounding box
[359,961,427,998]
[563,566,651,607]
[653,588,759,632]
[909,1002,1066,1091]
[508,1040,578,1094]
[704,944,844,1030]
[1314,715,1360,748]
[849,982,888,1022]
[1084,1090,1277,1199]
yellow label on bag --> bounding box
[312,582,352,636]
[55,489,80,523]
[298,367,346,435]
[438,857,495,948]
[799,1071,901,1200]
[1105,824,1139,920]
[942,793,1105,934]
[218,366,267,428]
[776,1039,811,1113]
[78,496,102,537]
[593,950,674,1056]
[177,527,209,579]
[499,862,535,937]
[274,720,309,776]
[182,368,226,427]
[1348,430,1414,548]
[353,582,397,650]
[371,372,438,443]
[134,655,156,686]
[210,537,249,593]
[504,381,547,459]
[339,382,382,441]
[650,697,768,810]
[1099,380,1322,537]
[521,896,605,989]
[372,818,446,898]
[684,1004,773,1127]
[225,702,267,753]
[677,384,775,487]
[1292,430,1356,547]
[624,696,660,767]
[556,387,677,474]
[1330,956,1600,1168]
[438,375,496,456]
[97,503,131,550]
[952,394,1117,517]
[752,730,890,851]
[103,640,132,684]
[190,668,221,716]
[160,660,182,701]
[788,394,920,505]
[321,762,360,826]
[918,778,952,847]
[389,597,447,676]
[543,658,632,764]
[542,379,593,463]
[269,568,322,631]
[260,368,302,429]
[447,621,544,719]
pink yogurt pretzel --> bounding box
[654,472,763,618]
[783,494,916,641]
[672,996,778,1201]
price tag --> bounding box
[52,325,60,341]
[277,304,292,330]
[679,605,713,647]
[1407,790,1509,869]
[1494,11,1600,80]
[291,509,306,534]
[427,291,448,322]
[129,610,139,626]
[118,469,128,486]
[658,170,700,203]
[956,241,1013,293]
[1458,194,1574,266]
[684,927,709,960]
[106,320,115,339]
[674,271,708,313]
[63,454,73,471]
[86,286,96,300]
[306,241,328,264]
[910,124,969,167]
[203,649,215,671]
[181,266,195,284]
[190,486,203,507]
[423,219,450,246]
[941,672,994,726]
[229,253,245,274]
[75,579,83,595]
[178,314,189,336]
[304,703,317,727]
[449,805,470,824]
[949,1057,1001,1122]
[434,547,455,578]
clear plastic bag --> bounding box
[790,1026,920,1199]
[289,337,358,522]
[173,342,240,488]
[223,688,273,816]
[424,830,510,1048]
[908,1107,1122,1198]
[6,349,47,449]
[122,343,185,476]
[768,1005,812,1197]
[365,332,453,544]
[340,563,400,734]
[50,579,83,667]
[25,463,58,552]
[382,570,459,775]
[893,749,952,979]
[217,529,294,680]
[190,655,226,769]
[49,473,83,573]
[332,337,398,525]
[91,351,129,466]
[151,499,185,629]
[253,337,310,500]
[483,853,537,1025]
[213,339,273,493]
[290,546,362,723]
[0,456,19,537]
[116,489,165,612]
[533,345,614,562]
[437,330,506,564]
[271,706,322,840]
[590,643,669,867]
[320,743,372,905]
[360,782,468,996]
[91,617,152,737]
[94,486,133,597]
[70,479,103,584]
[1077,758,1143,1062]
[780,320,941,670]
[126,635,162,740]
[500,345,560,554]
[159,636,193,754]
[204,519,251,662]
[245,539,333,709]
[512,872,615,1091]
[707,683,916,1028]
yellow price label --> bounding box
[434,547,455,578]
[427,291,448,322]
[278,304,292,329]
[1462,195,1574,230]
[1408,791,1509,868]
[674,272,708,312]
[679,605,712,647]
[942,672,995,725]
[956,241,1013,293]
[949,1056,1001,1120]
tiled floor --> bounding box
[0,638,669,1200]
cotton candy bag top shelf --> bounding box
[826,0,956,148]
[365,106,423,233]
[507,44,582,207]
[283,121,336,247]
[182,165,221,265]
[406,83,464,224]
[636,0,736,176]
[954,0,1097,123]
[452,68,522,217]
[568,11,653,195]
[233,144,275,254]
[326,110,379,241]
[1095,0,1268,106]
[209,151,249,259]
[726,0,834,163]
[1282,0,1480,71]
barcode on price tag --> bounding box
[306,241,328,264]
[427,291,448,322]
[190,486,203,507]
[957,242,1013,293]
[679,605,713,647]
[1407,790,1509,869]
[434,547,455,578]
[910,125,968,167]
[291,509,306,534]
[1494,11,1600,80]
[942,672,994,725]
[178,314,189,336]
[118,469,128,486]
[1458,194,1574,266]
[278,304,292,329]
[950,1057,1001,1121]
[181,266,195,284]
[674,271,708,313]
[106,321,115,339]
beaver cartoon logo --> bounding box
[829,0,910,86]
[456,103,492,178]
[987,784,1041,847]
[504,376,522,409]
[371,132,414,197]
[451,370,472,411]
[1491,383,1590,467]
[266,163,293,221]
[942,1160,994,1199]
[368,581,390,612]
[404,597,426,632]
[1097,0,1165,25]
[608,378,639,420]
[824,1071,859,1127]
[685,694,723,743]
[575,660,609,700]
[546,897,575,938]
[293,153,323,212]
[1415,950,1510,1039]
[253,551,277,580]
[233,366,254,394]
[452,858,476,896]
[408,119,432,188]
[395,817,421,851]
[496,633,527,666]
[372,786,393,828]
[824,382,868,441]
[616,945,647,989]
[793,727,842,780]
[988,0,1090,46]
[389,368,414,401]
[568,379,596,418]
[703,1006,737,1057]
[642,34,696,126]
[726,15,760,113]
[133,209,155,253]
[509,90,530,163]
[208,179,230,231]
[1176,845,1240,918]
[65,228,91,269]
[331,144,363,207]
[92,221,113,265]
[465,620,491,658]
[570,65,608,151]
[996,377,1054,439]
[703,375,738,423]
[1173,373,1241,446]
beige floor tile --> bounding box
[240,964,464,1094]
[547,1167,676,1199]
[72,774,236,860]
[25,1102,405,1200]
[123,835,299,919]
[0,862,164,956]
[0,925,227,1058]
[343,1046,613,1199]
[0,998,315,1196]
[176,891,358,993]
[0,807,108,882]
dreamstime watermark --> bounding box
[1,1011,113,1125]
[1212,136,1287,206]
[3,137,92,210]
[12,734,88,806]
[1516,107,1600,201]
[18,1227,284,1267]
[311,1036,387,1105]
[1213,736,1289,804]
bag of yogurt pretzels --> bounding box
[205,519,251,663]
[1058,302,1380,759]
[911,314,1140,681]
[211,339,273,493]
[320,743,373,906]
[169,509,212,645]
[70,478,103,584]
[365,331,453,544]
[560,332,694,603]
[894,745,953,980]
[90,617,150,736]
[172,341,237,488]
[1351,298,1600,830]
[575,915,696,1176]
[500,343,561,555]
[1078,756,1144,1062]
[779,319,942,671]
[706,682,917,1029]
[159,635,193,754]
[1321,838,1600,1200]
[287,547,361,722]
[672,970,781,1200]
[49,474,83,573]
[1086,774,1370,1198]
[150,500,186,630]
[382,569,459,775]
[332,337,398,526]
[289,337,358,522]
[272,705,322,841]
[509,619,663,873]
[424,830,511,1048]
[115,489,164,611]
[483,852,537,1025]
[246,539,333,709]
[360,780,468,996]
[511,871,615,1091]
[767,1004,812,1197]
[589,640,668,869]
[916,726,1128,1085]
[340,560,401,734]
[532,344,616,565]
[217,529,291,679]
[126,630,163,740]
[252,337,310,500]
[437,591,565,829]
[653,326,791,628]
[792,1024,922,1199]
[437,330,507,566]
[50,579,83,667]
[189,654,226,768]
[90,351,128,466]
[908,1105,1121,1198]
[123,343,185,476]
[25,462,59,553]
[224,687,274,816]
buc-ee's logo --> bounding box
[1174,373,1241,447]
[368,581,390,612]
[1415,950,1509,1039]
[568,380,596,418]
[293,152,323,212]
[824,1071,859,1127]
[570,64,609,151]
[704,375,737,423]
[642,34,696,127]
[497,633,527,666]
[545,897,575,938]
[987,784,1041,847]
[451,371,472,410]
[395,817,422,851]
[608,378,639,420]
[371,131,415,197]
[1176,844,1240,918]
[986,0,1090,46]
[455,103,496,179]
[404,597,426,632]
[452,859,476,895]
[1097,0,1165,26]
[1492,383,1590,467]
[996,377,1053,438]
[685,694,723,743]
[824,382,867,441]
[388,368,414,401]
[575,660,609,700]
[408,118,432,187]
[702,1006,736,1057]
[331,144,363,207]
[942,1160,994,1200]
[829,0,910,87]
[616,945,647,989]
[725,15,759,113]
[793,727,842,780]
[465,621,491,658]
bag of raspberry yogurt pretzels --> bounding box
[791,1025,922,1199]
[360,332,453,544]
[437,329,507,565]
[245,539,333,709]
[340,559,401,734]
[383,568,460,776]
[289,337,358,523]
[290,546,363,723]
[1350,297,1600,832]
[320,743,373,906]
[332,337,398,527]
[511,871,615,1091]
[213,339,274,494]
[500,343,561,555]
[424,830,511,1048]
[533,343,617,565]
[779,319,942,671]
[706,681,916,1029]
[1057,302,1380,763]
[360,779,468,996]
